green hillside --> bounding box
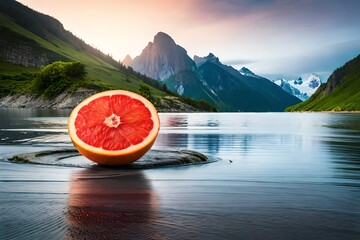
[286,54,360,112]
[0,1,164,96]
[0,0,218,111]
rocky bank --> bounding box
[0,88,204,112]
[0,88,97,109]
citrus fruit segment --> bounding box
[68,90,160,165]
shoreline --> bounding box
[1,105,359,113]
[287,110,360,113]
[0,91,211,113]
[0,92,359,113]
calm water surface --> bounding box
[0,109,359,239]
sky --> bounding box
[18,0,360,80]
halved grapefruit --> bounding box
[68,90,160,165]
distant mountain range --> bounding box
[273,74,322,101]
[130,32,301,111]
[3,1,357,112]
[287,54,360,111]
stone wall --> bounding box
[0,27,67,67]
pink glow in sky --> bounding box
[17,0,360,80]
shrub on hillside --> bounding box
[138,84,151,100]
[180,96,218,112]
[33,61,86,97]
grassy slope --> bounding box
[286,55,360,111]
[0,12,166,98]
[0,62,37,96]
[0,61,38,74]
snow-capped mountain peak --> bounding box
[273,74,322,101]
[294,77,303,85]
[306,73,322,89]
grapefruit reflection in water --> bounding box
[67,169,160,239]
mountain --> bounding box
[196,54,301,111]
[273,74,322,101]
[239,67,257,77]
[131,33,218,105]
[273,79,309,101]
[131,33,300,111]
[195,53,244,79]
[0,0,216,112]
[121,54,132,67]
[132,32,196,81]
[286,54,360,111]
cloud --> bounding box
[191,0,360,30]
[297,39,360,74]
[249,38,360,80]
[222,59,257,66]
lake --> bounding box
[0,109,359,239]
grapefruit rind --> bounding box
[68,90,160,165]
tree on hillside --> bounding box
[139,84,151,100]
[33,61,86,97]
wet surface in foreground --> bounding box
[0,110,359,239]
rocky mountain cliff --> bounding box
[131,33,218,106]
[132,32,196,81]
[0,26,66,67]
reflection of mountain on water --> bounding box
[155,133,189,149]
[201,119,219,128]
[322,115,360,185]
[324,138,360,185]
[193,134,220,154]
[155,114,189,149]
[67,168,161,239]
[157,132,301,157]
[162,115,188,128]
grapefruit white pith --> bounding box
[68,90,160,165]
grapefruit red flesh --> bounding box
[68,90,160,165]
